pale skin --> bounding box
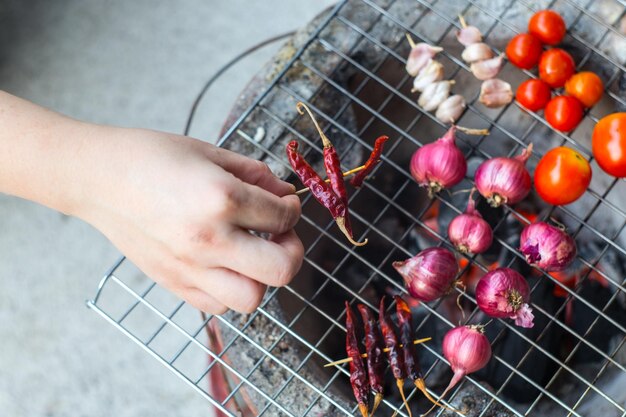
[0,90,304,314]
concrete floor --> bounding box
[0,1,335,416]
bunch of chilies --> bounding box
[286,105,579,416]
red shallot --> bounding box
[448,189,493,254]
[410,125,467,197]
[479,78,513,108]
[520,222,577,271]
[475,268,535,328]
[393,247,458,302]
[406,34,443,77]
[424,325,491,415]
[474,144,533,207]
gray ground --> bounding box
[0,1,335,416]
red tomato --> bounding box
[544,96,583,131]
[528,10,567,45]
[534,147,591,205]
[539,48,575,88]
[506,33,543,69]
[592,113,626,177]
[564,71,604,108]
[516,79,552,111]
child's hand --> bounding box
[78,128,304,314]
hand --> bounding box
[76,128,304,314]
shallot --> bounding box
[435,94,466,123]
[471,54,505,80]
[406,34,443,76]
[393,247,458,302]
[418,80,455,111]
[411,59,444,93]
[475,268,535,328]
[410,125,466,197]
[475,144,533,207]
[520,222,577,271]
[424,325,491,415]
[462,42,494,63]
[448,189,493,254]
[479,78,513,108]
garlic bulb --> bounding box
[418,80,454,111]
[406,42,444,76]
[471,54,505,80]
[412,59,445,92]
[435,94,466,123]
[462,42,494,63]
[479,78,513,108]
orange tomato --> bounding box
[592,113,626,177]
[565,72,604,107]
[534,147,592,205]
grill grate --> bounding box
[87,0,626,416]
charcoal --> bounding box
[438,382,515,417]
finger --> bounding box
[210,147,294,197]
[188,267,268,314]
[223,229,304,288]
[182,287,229,315]
[231,181,301,234]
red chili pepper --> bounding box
[345,301,369,417]
[394,296,454,412]
[295,102,367,246]
[351,135,389,188]
[379,297,412,417]
[357,304,385,417]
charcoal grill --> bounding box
[86,0,626,416]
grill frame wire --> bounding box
[87,0,626,416]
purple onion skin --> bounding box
[476,268,535,328]
[393,247,458,302]
[448,192,493,254]
[520,222,577,272]
[440,325,492,397]
[474,145,533,207]
[410,127,467,197]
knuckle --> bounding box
[254,160,272,176]
[211,181,239,219]
[273,254,300,287]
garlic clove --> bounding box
[479,78,513,108]
[461,42,494,63]
[406,43,444,76]
[456,26,483,46]
[435,94,466,123]
[411,59,444,93]
[470,54,504,80]
[418,80,454,111]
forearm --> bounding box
[0,91,106,215]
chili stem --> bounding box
[295,165,366,195]
[296,102,333,148]
[455,125,490,135]
[324,337,432,367]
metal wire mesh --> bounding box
[87,0,626,416]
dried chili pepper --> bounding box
[379,297,412,417]
[394,296,458,414]
[357,304,385,417]
[345,301,369,417]
[296,102,367,246]
[286,141,365,247]
[350,135,389,188]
